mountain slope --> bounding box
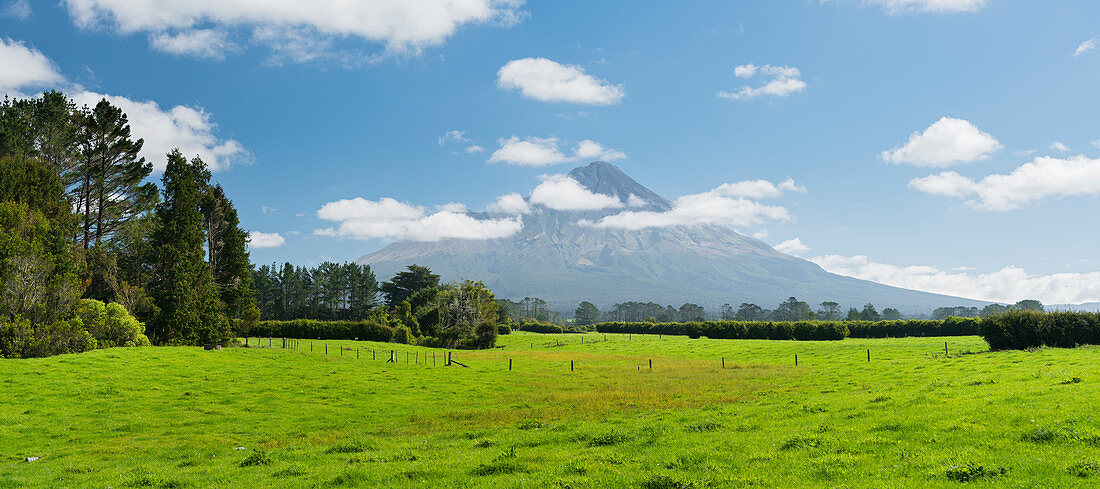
[357,162,986,313]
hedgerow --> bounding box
[251,319,395,342]
[980,311,1100,350]
[594,318,980,341]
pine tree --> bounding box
[147,150,227,345]
[202,184,254,322]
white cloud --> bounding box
[529,174,622,211]
[573,139,627,162]
[626,194,647,208]
[489,136,570,166]
[880,117,1002,166]
[1050,141,1069,152]
[1074,39,1096,57]
[0,38,64,94]
[464,145,485,154]
[775,237,809,256]
[314,196,522,242]
[909,155,1100,210]
[589,178,800,230]
[487,192,531,215]
[150,29,232,59]
[718,64,806,101]
[249,231,285,249]
[62,0,526,61]
[438,130,469,146]
[1092,140,1100,149]
[0,39,247,172]
[857,0,987,14]
[714,178,805,199]
[812,254,1100,304]
[488,136,626,166]
[2,0,30,20]
[71,91,250,172]
[752,229,769,239]
[497,57,624,105]
[261,206,277,214]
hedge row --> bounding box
[592,318,981,341]
[594,321,848,341]
[251,319,395,342]
[846,317,980,338]
[515,321,564,334]
[981,311,1100,350]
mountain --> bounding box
[357,162,987,314]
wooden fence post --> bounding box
[388,350,395,363]
[570,360,574,372]
[509,359,512,371]
[867,349,870,362]
[795,354,798,366]
[649,359,652,370]
[945,342,949,356]
[722,357,725,368]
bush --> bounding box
[73,299,150,348]
[497,323,512,335]
[516,321,564,334]
[980,311,1100,350]
[0,316,96,358]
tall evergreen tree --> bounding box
[76,99,156,249]
[202,184,254,322]
[381,265,440,306]
[147,151,227,345]
[574,301,600,325]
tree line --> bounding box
[1,91,254,354]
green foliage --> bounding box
[595,320,849,341]
[0,316,95,358]
[979,310,1100,350]
[204,184,254,321]
[380,265,439,307]
[574,301,600,325]
[252,261,379,321]
[497,323,512,335]
[516,321,564,334]
[147,151,227,346]
[251,319,395,342]
[73,298,150,348]
[434,280,499,349]
[0,200,82,325]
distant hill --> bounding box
[1047,302,1100,312]
[357,162,987,314]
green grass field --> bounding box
[2,332,1099,488]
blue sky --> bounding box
[2,0,1100,304]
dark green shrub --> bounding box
[497,324,512,335]
[516,321,563,334]
[0,317,96,358]
[73,299,150,348]
[251,319,395,342]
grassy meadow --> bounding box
[2,332,1099,488]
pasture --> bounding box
[1,332,1098,488]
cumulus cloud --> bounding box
[488,136,626,167]
[775,237,810,256]
[1074,39,1096,57]
[0,38,64,94]
[314,197,522,242]
[62,0,526,61]
[812,254,1100,304]
[529,174,623,211]
[497,57,624,105]
[589,178,801,230]
[487,192,531,215]
[880,117,1002,166]
[71,91,249,172]
[718,64,806,101]
[249,231,285,249]
[464,145,485,154]
[0,39,247,172]
[752,229,769,239]
[150,29,232,59]
[2,0,30,20]
[855,0,987,14]
[1050,141,1069,152]
[909,155,1100,210]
